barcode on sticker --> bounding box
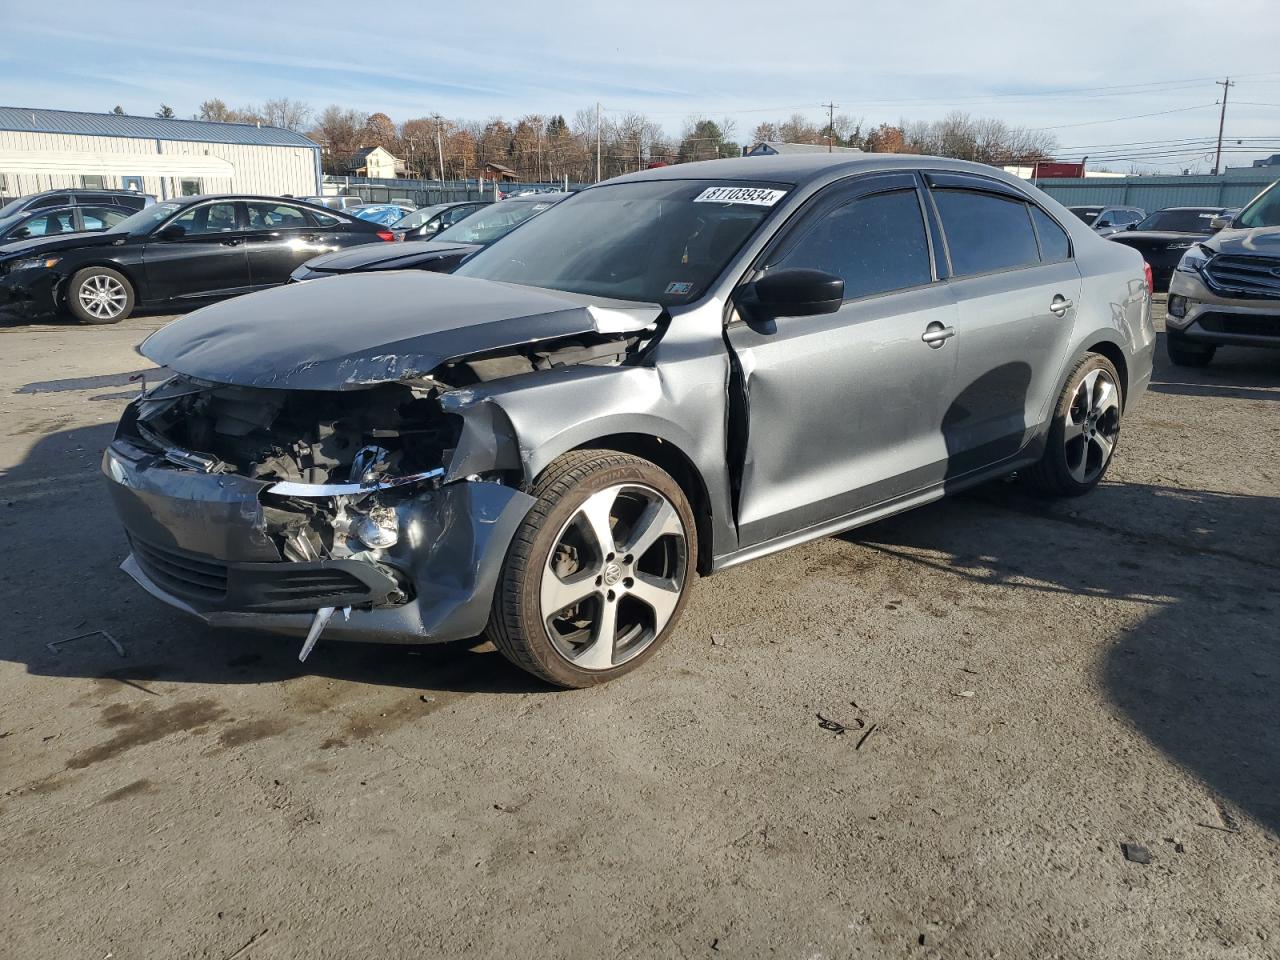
[693,187,787,207]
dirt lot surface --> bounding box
[2,303,1278,960]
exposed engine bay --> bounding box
[119,330,647,567]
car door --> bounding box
[724,173,960,547]
[924,174,1082,476]
[243,201,334,288]
[141,200,252,303]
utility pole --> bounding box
[1212,77,1234,176]
[595,101,602,182]
[822,101,837,152]
[431,113,446,189]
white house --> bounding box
[0,106,322,201]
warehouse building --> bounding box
[0,106,321,202]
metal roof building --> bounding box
[0,106,322,202]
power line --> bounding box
[1027,103,1219,131]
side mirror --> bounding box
[741,268,845,321]
[10,226,31,240]
[1096,219,1112,229]
[1209,215,1232,231]
[156,224,186,241]
[1125,222,1138,231]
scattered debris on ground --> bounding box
[1122,843,1153,864]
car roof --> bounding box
[603,152,1035,189]
[1156,206,1224,212]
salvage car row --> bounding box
[5,155,1280,689]
[0,191,565,322]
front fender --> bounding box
[440,361,737,559]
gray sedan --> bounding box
[103,154,1155,687]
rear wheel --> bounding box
[1027,353,1123,497]
[487,449,697,688]
[66,267,134,324]
[1165,330,1215,367]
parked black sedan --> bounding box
[0,195,392,323]
[1107,206,1229,291]
[291,193,569,282]
[390,200,490,240]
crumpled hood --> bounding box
[0,230,120,258]
[303,239,480,273]
[1202,226,1280,258]
[140,270,661,390]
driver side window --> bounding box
[168,202,239,236]
[770,189,934,301]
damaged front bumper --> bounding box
[104,437,534,644]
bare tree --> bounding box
[260,98,312,132]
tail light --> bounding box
[1143,261,1153,293]
[376,229,395,242]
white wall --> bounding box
[0,130,319,199]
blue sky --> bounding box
[3,0,1279,171]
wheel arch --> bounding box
[57,259,144,310]
[569,432,716,576]
[1082,338,1129,407]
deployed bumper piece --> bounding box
[105,439,536,644]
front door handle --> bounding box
[921,322,956,348]
[220,237,244,247]
[1050,295,1074,317]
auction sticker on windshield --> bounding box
[693,186,787,207]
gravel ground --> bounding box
[1,303,1277,960]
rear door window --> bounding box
[81,206,132,231]
[1030,206,1071,262]
[934,190,1041,276]
[771,189,933,300]
[246,202,309,231]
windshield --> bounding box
[1134,209,1221,233]
[1070,207,1102,225]
[0,196,33,219]
[111,200,185,234]
[392,204,449,229]
[1237,181,1280,228]
[436,199,555,245]
[456,180,785,304]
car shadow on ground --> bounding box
[849,480,1280,836]
[0,422,546,696]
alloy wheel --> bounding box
[540,483,688,671]
[1064,367,1120,484]
[78,274,128,320]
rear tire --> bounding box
[487,449,697,688]
[1165,330,1215,367]
[66,267,135,324]
[1027,353,1123,497]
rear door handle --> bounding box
[1050,295,1073,317]
[921,323,956,348]
[220,237,244,247]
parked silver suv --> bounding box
[1069,205,1146,237]
[1165,179,1280,366]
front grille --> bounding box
[1202,255,1280,299]
[1197,312,1280,339]
[131,537,229,600]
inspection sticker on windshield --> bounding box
[693,186,787,207]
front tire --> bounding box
[487,449,697,688]
[66,267,134,324]
[1027,353,1123,497]
[1165,330,1215,367]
